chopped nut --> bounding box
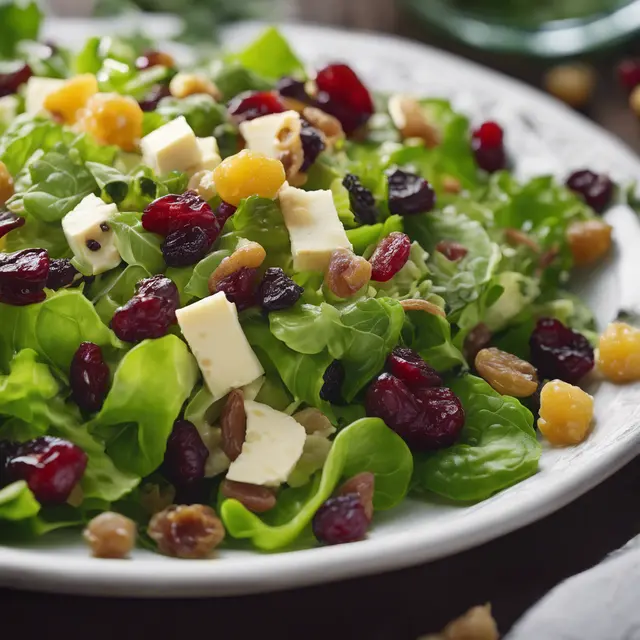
[169,72,221,101]
[221,479,276,513]
[567,219,612,266]
[220,389,246,462]
[388,94,440,147]
[504,228,541,253]
[442,175,462,194]
[140,482,176,516]
[0,160,15,206]
[187,169,217,201]
[293,407,336,438]
[475,347,538,397]
[544,63,596,109]
[84,512,137,559]
[302,106,345,146]
[400,298,446,318]
[208,241,266,291]
[338,472,375,521]
[325,247,372,298]
[148,504,225,559]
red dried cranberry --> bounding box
[386,347,442,390]
[215,201,237,227]
[436,240,468,261]
[111,295,177,343]
[0,249,49,306]
[342,173,378,224]
[276,76,311,103]
[0,440,18,488]
[314,63,374,134]
[257,267,304,311]
[312,494,369,545]
[471,121,507,173]
[0,211,25,239]
[227,90,286,123]
[136,275,180,312]
[387,169,436,215]
[142,191,220,243]
[320,360,346,405]
[369,232,411,282]
[565,170,614,214]
[46,258,79,290]
[7,436,87,505]
[529,317,594,383]
[300,122,326,172]
[214,266,258,311]
[70,342,110,413]
[366,372,422,435]
[618,59,640,92]
[138,84,171,112]
[0,63,32,98]
[162,226,212,267]
[163,420,209,488]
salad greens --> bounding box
[0,4,614,559]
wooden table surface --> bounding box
[4,4,640,638]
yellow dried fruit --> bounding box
[400,298,446,318]
[43,74,98,124]
[475,348,538,397]
[208,241,266,291]
[169,72,221,100]
[544,63,596,109]
[325,247,372,298]
[567,219,612,266]
[212,150,286,206]
[538,379,594,445]
[0,160,14,206]
[597,321,640,383]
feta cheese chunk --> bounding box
[24,77,65,116]
[140,116,201,175]
[175,292,264,401]
[196,136,221,171]
[61,194,121,275]
[239,110,301,159]
[279,185,352,271]
[226,400,306,487]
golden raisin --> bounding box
[83,512,137,559]
[213,150,286,206]
[544,63,596,109]
[169,72,221,101]
[567,219,612,266]
[475,347,538,397]
[338,472,375,522]
[325,247,372,298]
[400,298,446,318]
[630,85,640,118]
[208,241,266,291]
[221,479,276,513]
[538,379,594,445]
[77,93,143,152]
[220,389,246,462]
[43,74,98,124]
[148,504,225,559]
[0,160,15,206]
[442,175,461,194]
[597,321,640,383]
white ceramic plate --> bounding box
[2,20,640,598]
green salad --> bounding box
[0,2,617,558]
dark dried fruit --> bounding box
[163,420,209,488]
[300,121,326,171]
[337,472,375,522]
[220,389,246,462]
[214,266,258,311]
[0,211,25,239]
[529,317,594,384]
[386,347,442,390]
[136,275,180,311]
[142,191,220,243]
[618,58,640,92]
[463,323,492,363]
[565,170,614,213]
[46,258,80,290]
[312,494,369,545]
[86,239,101,252]
[369,232,411,282]
[161,226,212,267]
[0,248,50,306]
[314,63,374,134]
[257,267,304,311]
[70,342,110,413]
[221,479,276,513]
[215,201,237,226]
[320,360,346,405]
[138,84,171,112]
[276,76,311,103]
[227,90,286,123]
[342,173,378,224]
[387,168,436,215]
[471,121,507,173]
[0,63,32,98]
[111,295,178,343]
[436,240,468,261]
[7,436,87,505]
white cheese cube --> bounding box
[279,185,352,272]
[24,77,65,116]
[140,116,201,175]
[195,137,221,172]
[61,194,121,275]
[176,292,264,401]
[239,110,301,159]
[226,400,306,487]
[0,95,19,126]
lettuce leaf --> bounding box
[110,211,165,274]
[155,95,226,138]
[0,481,40,522]
[0,1,41,59]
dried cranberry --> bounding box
[413,387,466,449]
[163,420,209,488]
[369,232,411,282]
[142,191,220,243]
[312,494,369,545]
[0,211,25,239]
[565,170,614,213]
[529,317,594,384]
[342,173,378,224]
[216,201,237,227]
[0,249,49,306]
[387,169,436,215]
[138,84,171,112]
[227,90,286,123]
[366,372,422,437]
[46,258,79,291]
[7,436,87,505]
[136,275,180,311]
[214,266,258,311]
[300,122,326,172]
[320,360,346,405]
[0,440,18,488]
[70,342,110,413]
[162,226,212,267]
[386,347,442,390]
[276,76,311,103]
[436,240,468,261]
[471,121,507,173]
[111,295,177,343]
[257,267,304,311]
[314,63,374,134]
[0,63,32,98]
[618,59,640,92]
